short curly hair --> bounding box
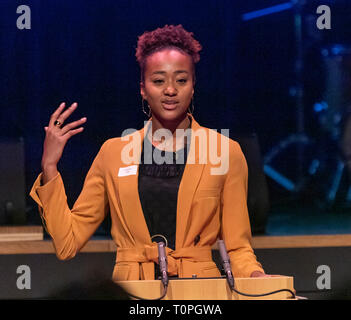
[136,24,202,83]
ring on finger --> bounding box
[54,120,63,127]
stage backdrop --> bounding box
[0,0,349,227]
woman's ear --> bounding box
[140,81,147,100]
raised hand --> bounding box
[41,102,87,184]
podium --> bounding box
[117,276,295,300]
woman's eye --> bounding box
[152,79,187,85]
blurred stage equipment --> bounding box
[0,138,26,225]
[242,2,351,208]
[264,44,351,208]
[242,0,307,189]
[316,44,351,140]
[319,44,351,204]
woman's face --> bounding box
[140,48,194,123]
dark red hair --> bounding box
[135,24,202,83]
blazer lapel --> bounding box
[117,124,151,245]
[176,117,205,249]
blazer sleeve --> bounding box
[220,140,264,278]
[29,141,110,260]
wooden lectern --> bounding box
[117,276,294,300]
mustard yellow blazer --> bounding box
[30,115,264,281]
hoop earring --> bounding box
[188,97,194,115]
[142,99,151,117]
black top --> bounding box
[138,120,191,250]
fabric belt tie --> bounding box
[116,244,212,277]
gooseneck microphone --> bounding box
[218,239,235,290]
[217,239,296,299]
[157,242,169,288]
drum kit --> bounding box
[242,1,351,209]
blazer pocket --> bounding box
[196,188,220,198]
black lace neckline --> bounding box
[139,118,192,178]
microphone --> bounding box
[218,239,235,290]
[157,242,169,288]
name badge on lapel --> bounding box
[118,165,138,177]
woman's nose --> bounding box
[164,84,177,95]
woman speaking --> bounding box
[30,24,266,281]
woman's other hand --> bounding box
[41,102,87,184]
[250,271,282,277]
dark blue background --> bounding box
[1,0,350,225]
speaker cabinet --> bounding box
[0,138,26,225]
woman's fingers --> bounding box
[41,102,86,170]
[46,102,87,140]
[48,102,66,127]
[61,117,87,135]
[63,127,85,139]
[48,102,79,128]
[57,102,78,125]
